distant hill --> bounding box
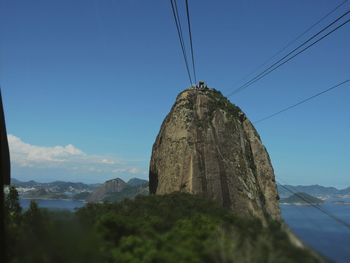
[12,178,98,191]
[277,184,349,199]
[339,186,350,195]
[87,178,149,203]
[280,192,324,205]
[11,177,149,202]
[87,178,127,202]
[127,178,148,187]
[11,178,99,200]
[103,184,149,202]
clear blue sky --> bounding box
[1,0,349,187]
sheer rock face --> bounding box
[149,88,280,222]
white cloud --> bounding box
[8,135,84,167]
[8,134,146,178]
[100,159,116,165]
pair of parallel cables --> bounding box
[170,0,197,86]
[225,1,350,124]
[227,0,350,97]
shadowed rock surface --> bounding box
[149,87,281,222]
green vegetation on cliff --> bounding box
[5,187,323,263]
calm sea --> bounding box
[20,198,350,263]
[280,199,350,263]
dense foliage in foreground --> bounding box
[5,187,322,263]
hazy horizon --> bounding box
[10,175,350,190]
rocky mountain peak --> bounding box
[149,87,281,222]
[87,178,127,203]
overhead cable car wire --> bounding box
[227,8,350,97]
[253,78,350,124]
[185,0,197,84]
[231,0,348,88]
[170,0,193,86]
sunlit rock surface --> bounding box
[149,87,280,222]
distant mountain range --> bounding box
[277,184,350,199]
[12,178,99,191]
[11,178,349,203]
[11,177,148,202]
